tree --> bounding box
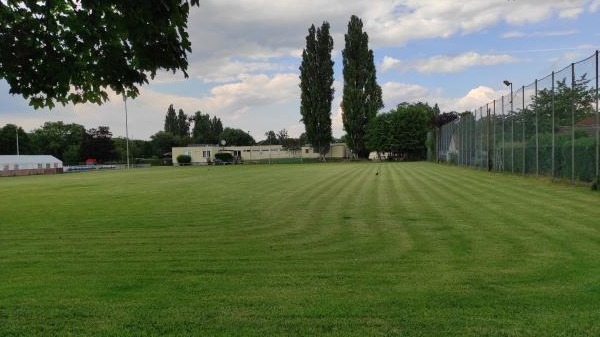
[0,0,200,108]
[341,15,383,159]
[0,124,31,155]
[151,131,179,156]
[164,104,178,134]
[529,74,595,134]
[299,21,334,159]
[277,129,289,146]
[177,109,190,137]
[82,126,115,163]
[30,121,86,162]
[263,130,278,145]
[219,128,255,146]
[191,111,223,144]
[366,102,434,161]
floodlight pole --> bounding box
[504,80,514,173]
[123,94,130,169]
[16,127,19,156]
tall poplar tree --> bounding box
[299,21,334,158]
[164,104,178,134]
[341,15,383,159]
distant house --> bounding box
[0,155,63,177]
[171,143,350,165]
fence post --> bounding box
[522,85,526,175]
[596,50,600,178]
[535,79,539,175]
[571,63,575,185]
[552,71,555,181]
[487,104,492,171]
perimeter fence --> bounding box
[436,50,599,183]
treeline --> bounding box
[0,122,158,165]
[152,104,310,154]
[0,104,311,165]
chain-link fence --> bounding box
[437,50,599,183]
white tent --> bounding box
[0,155,63,175]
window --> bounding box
[202,150,211,158]
[54,163,59,168]
[38,163,43,169]
[46,163,51,169]
[13,164,19,170]
[305,149,309,154]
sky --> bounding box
[1,0,599,141]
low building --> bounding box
[172,143,349,165]
[0,155,63,177]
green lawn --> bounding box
[1,162,599,336]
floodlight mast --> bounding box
[123,94,130,169]
[504,80,514,172]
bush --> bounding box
[176,154,192,165]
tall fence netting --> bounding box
[437,51,600,183]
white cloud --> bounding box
[453,86,499,112]
[502,29,578,39]
[382,52,518,74]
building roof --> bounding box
[0,155,62,165]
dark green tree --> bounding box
[82,126,115,163]
[151,131,179,156]
[191,111,222,144]
[219,128,255,146]
[366,102,434,160]
[177,109,190,137]
[299,21,334,158]
[341,15,383,159]
[0,0,199,108]
[30,121,86,162]
[529,74,595,134]
[164,104,178,134]
[0,124,31,155]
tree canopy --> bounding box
[341,15,383,159]
[366,102,434,161]
[0,0,199,108]
[299,21,334,158]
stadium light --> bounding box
[123,94,130,169]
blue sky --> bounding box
[1,0,599,140]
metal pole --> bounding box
[123,94,130,169]
[487,104,492,171]
[511,83,514,173]
[552,71,556,180]
[535,79,539,175]
[502,96,505,172]
[571,63,575,184]
[493,100,497,170]
[16,127,19,156]
[522,85,525,175]
[596,50,600,179]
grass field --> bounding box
[1,162,599,336]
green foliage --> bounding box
[299,21,334,157]
[30,121,86,161]
[164,104,178,134]
[82,126,115,163]
[0,124,30,155]
[0,0,199,108]
[176,154,192,165]
[341,15,383,159]
[367,102,434,160]
[528,74,596,132]
[191,111,223,144]
[219,128,255,146]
